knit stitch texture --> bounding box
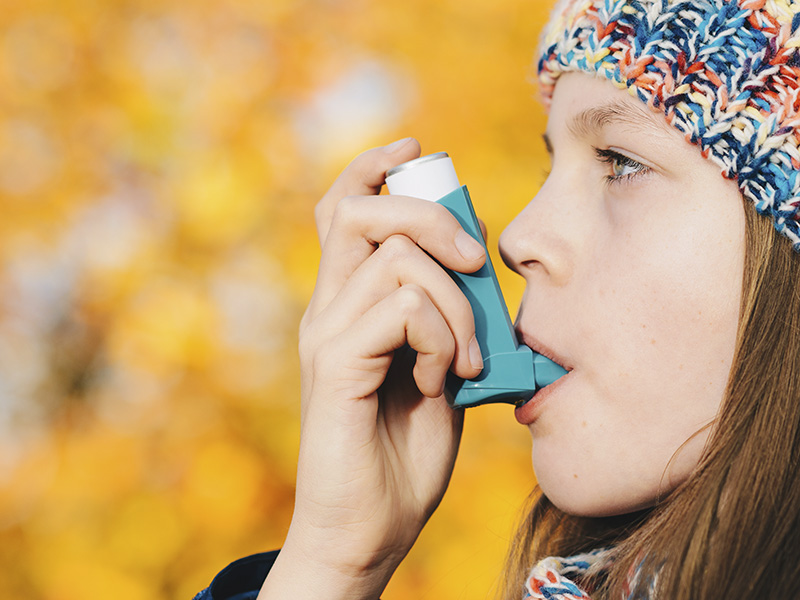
[522,548,611,599]
[537,0,800,249]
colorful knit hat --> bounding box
[537,0,800,250]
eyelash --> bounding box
[594,148,650,185]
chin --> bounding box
[535,470,661,518]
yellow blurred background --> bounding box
[0,0,554,597]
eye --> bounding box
[594,148,650,184]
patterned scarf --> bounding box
[522,548,613,600]
[522,548,656,600]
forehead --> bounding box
[547,73,675,141]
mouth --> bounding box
[514,328,572,414]
[514,371,569,424]
[515,328,572,373]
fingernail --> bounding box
[468,335,484,370]
[455,229,484,262]
[385,137,413,153]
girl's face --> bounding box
[499,73,745,517]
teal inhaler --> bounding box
[385,152,568,408]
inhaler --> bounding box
[385,152,567,408]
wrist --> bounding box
[257,526,400,600]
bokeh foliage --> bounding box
[0,0,553,597]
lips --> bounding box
[514,328,572,425]
[515,328,572,374]
[514,373,569,424]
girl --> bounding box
[195,1,800,598]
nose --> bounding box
[498,174,581,287]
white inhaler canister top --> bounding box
[385,152,460,201]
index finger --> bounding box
[315,138,421,246]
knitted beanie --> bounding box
[537,0,800,250]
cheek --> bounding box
[602,181,744,383]
[531,188,744,516]
[600,198,743,432]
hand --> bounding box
[259,139,486,599]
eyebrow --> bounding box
[543,100,671,153]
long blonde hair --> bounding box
[500,206,800,599]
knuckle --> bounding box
[375,234,416,262]
[395,284,427,316]
[314,190,340,222]
[298,325,318,363]
[327,195,366,235]
[333,194,361,222]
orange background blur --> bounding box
[0,0,554,598]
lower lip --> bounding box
[514,373,569,425]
